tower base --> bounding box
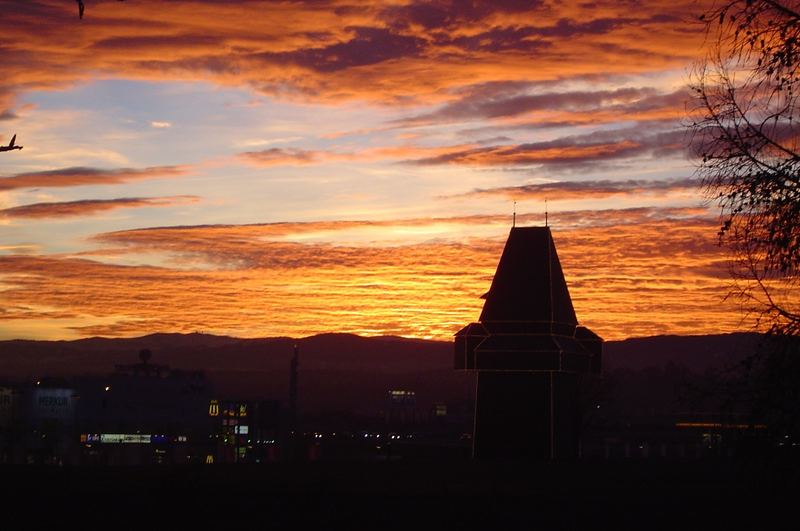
[473,371,579,460]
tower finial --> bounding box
[512,201,516,228]
[545,199,548,227]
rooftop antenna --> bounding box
[289,344,299,430]
[512,201,516,227]
[545,199,549,227]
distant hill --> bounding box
[0,332,766,414]
[0,332,451,376]
[0,331,765,375]
[602,332,764,372]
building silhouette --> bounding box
[455,226,602,459]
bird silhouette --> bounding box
[76,0,125,20]
[0,134,23,152]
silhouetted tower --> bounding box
[455,226,602,459]
[289,344,299,436]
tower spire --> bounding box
[545,199,548,227]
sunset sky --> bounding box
[0,0,748,341]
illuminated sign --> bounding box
[208,400,219,417]
[389,389,416,404]
[32,388,75,422]
[100,433,152,444]
[235,425,249,435]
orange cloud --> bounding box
[0,195,199,219]
[91,207,708,257]
[0,208,744,342]
[411,127,688,167]
[238,147,354,166]
[0,0,712,117]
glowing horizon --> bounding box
[1,0,747,342]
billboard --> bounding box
[31,388,75,423]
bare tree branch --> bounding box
[689,1,800,337]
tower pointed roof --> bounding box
[479,226,577,324]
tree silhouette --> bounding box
[689,0,800,337]
[689,1,800,447]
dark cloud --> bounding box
[264,27,426,73]
[0,165,189,191]
[398,86,688,126]
[382,0,542,30]
[445,26,549,53]
[238,147,339,165]
[459,116,681,141]
[0,196,199,219]
[476,135,514,145]
[236,123,690,170]
[530,17,637,38]
[453,177,701,201]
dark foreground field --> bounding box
[2,459,797,529]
